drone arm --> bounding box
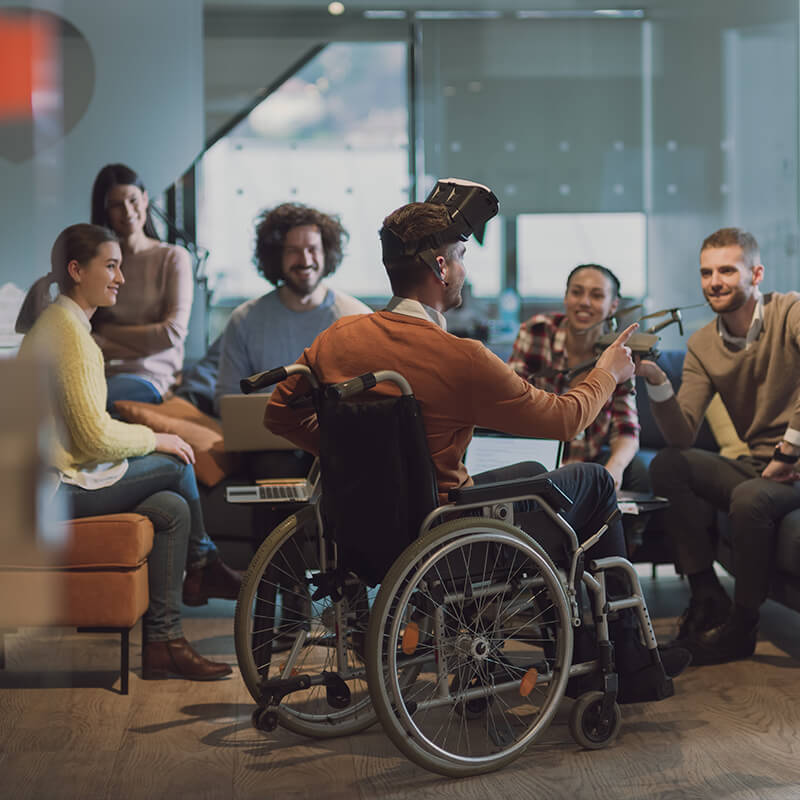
[645,310,682,336]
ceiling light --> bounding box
[516,9,644,19]
[363,10,406,19]
[328,1,345,16]
[415,10,503,20]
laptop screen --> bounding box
[465,432,561,476]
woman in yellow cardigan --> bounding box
[17,224,238,681]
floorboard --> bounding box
[2,570,799,800]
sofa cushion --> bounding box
[63,513,154,569]
[114,395,237,488]
[4,513,154,570]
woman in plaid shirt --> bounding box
[509,264,649,494]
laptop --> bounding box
[219,393,297,452]
[226,458,321,504]
[616,490,669,515]
[465,430,562,475]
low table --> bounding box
[617,491,671,571]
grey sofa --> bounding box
[632,349,800,616]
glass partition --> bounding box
[198,41,408,320]
[198,1,800,346]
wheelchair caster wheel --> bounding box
[252,707,278,733]
[569,690,621,750]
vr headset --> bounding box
[380,178,499,279]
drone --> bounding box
[592,303,707,357]
[544,302,708,383]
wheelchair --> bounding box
[234,364,664,777]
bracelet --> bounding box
[772,444,798,464]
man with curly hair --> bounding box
[214,203,371,411]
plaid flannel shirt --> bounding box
[508,312,639,462]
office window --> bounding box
[198,42,408,304]
[462,215,503,298]
[517,212,646,299]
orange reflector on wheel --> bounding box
[402,621,419,655]
[519,667,538,697]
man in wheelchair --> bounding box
[264,178,690,705]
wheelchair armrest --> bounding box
[448,475,573,512]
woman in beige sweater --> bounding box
[90,163,194,405]
[17,224,238,681]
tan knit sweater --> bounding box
[652,291,800,459]
[19,302,157,477]
[93,242,193,396]
[266,310,617,502]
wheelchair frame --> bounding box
[234,364,663,777]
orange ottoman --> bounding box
[0,513,154,694]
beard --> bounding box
[281,265,323,298]
[703,286,749,314]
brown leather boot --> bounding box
[182,558,243,606]
[142,637,233,681]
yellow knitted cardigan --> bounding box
[19,302,157,478]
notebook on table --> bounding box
[465,430,562,475]
[219,393,297,452]
[226,459,321,504]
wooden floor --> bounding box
[2,569,800,800]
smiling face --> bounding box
[106,183,149,239]
[68,240,124,312]
[700,244,763,314]
[564,267,618,333]
[280,224,326,297]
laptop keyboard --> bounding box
[226,483,309,503]
[259,484,307,501]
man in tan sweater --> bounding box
[639,227,800,665]
[266,180,690,702]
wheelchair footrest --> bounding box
[259,673,313,706]
[448,475,573,511]
[258,670,352,710]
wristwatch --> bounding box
[772,444,799,464]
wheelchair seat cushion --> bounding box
[448,474,573,512]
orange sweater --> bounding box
[265,310,617,502]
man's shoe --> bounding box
[617,661,675,704]
[684,618,757,666]
[672,590,732,643]
[182,558,243,606]
[658,644,692,678]
[142,638,233,681]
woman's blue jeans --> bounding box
[106,374,162,414]
[55,454,218,641]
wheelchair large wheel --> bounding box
[366,518,573,777]
[234,506,376,738]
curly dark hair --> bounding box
[253,203,348,286]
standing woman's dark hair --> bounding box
[15,223,118,334]
[91,163,160,240]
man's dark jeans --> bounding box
[650,447,800,610]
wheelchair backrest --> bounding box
[317,390,439,586]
